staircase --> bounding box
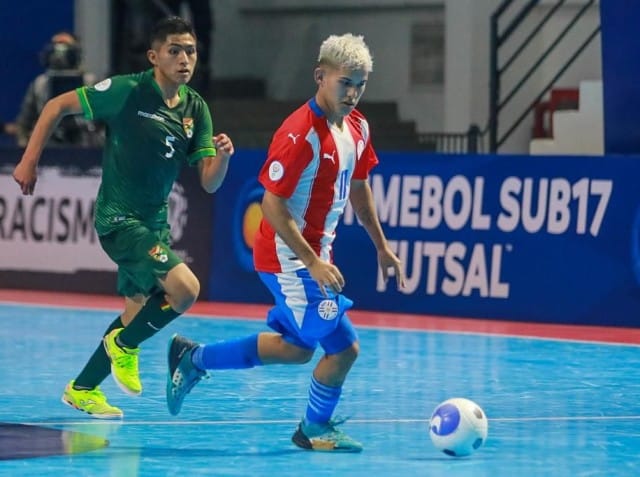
[209,98,424,152]
[487,0,601,153]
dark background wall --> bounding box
[600,0,640,155]
[0,1,74,122]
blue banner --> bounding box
[209,151,640,327]
[600,0,640,155]
[209,149,273,304]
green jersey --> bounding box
[76,69,216,235]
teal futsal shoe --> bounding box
[292,418,363,452]
[166,333,207,416]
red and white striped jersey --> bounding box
[253,98,379,273]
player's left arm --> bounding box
[197,133,234,193]
[349,179,406,289]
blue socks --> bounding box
[190,336,341,426]
[304,375,342,424]
[192,334,262,370]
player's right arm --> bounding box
[261,190,345,295]
[13,91,83,195]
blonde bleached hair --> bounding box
[317,33,373,72]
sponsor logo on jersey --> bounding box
[317,299,339,320]
[137,110,165,122]
[287,133,300,144]
[323,150,336,164]
[93,78,112,91]
[183,117,194,138]
[148,244,169,263]
[269,161,284,181]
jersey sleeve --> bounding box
[258,126,313,198]
[353,139,379,179]
[187,99,216,166]
[352,115,379,180]
[76,76,133,122]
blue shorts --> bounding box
[258,269,358,354]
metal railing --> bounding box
[423,0,600,154]
[419,124,486,154]
[487,0,600,152]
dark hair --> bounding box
[149,16,196,47]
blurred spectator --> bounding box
[15,32,104,147]
[1,118,17,136]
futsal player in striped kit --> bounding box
[167,33,405,452]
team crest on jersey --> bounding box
[148,244,169,263]
[317,299,339,320]
[182,117,194,138]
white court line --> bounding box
[14,415,640,427]
[2,300,639,348]
[353,324,640,348]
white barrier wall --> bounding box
[76,0,602,152]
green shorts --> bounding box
[99,224,183,298]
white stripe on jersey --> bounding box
[273,120,358,273]
[275,126,320,273]
[359,117,370,144]
[321,122,356,252]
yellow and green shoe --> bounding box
[61,380,123,419]
[103,328,142,396]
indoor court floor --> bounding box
[1,290,639,476]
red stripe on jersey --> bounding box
[254,101,378,273]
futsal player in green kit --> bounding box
[12,16,234,418]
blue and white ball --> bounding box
[429,398,488,457]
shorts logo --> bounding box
[148,244,169,263]
[317,299,338,320]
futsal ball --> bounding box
[429,397,488,457]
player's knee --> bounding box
[336,341,359,365]
[170,276,200,313]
